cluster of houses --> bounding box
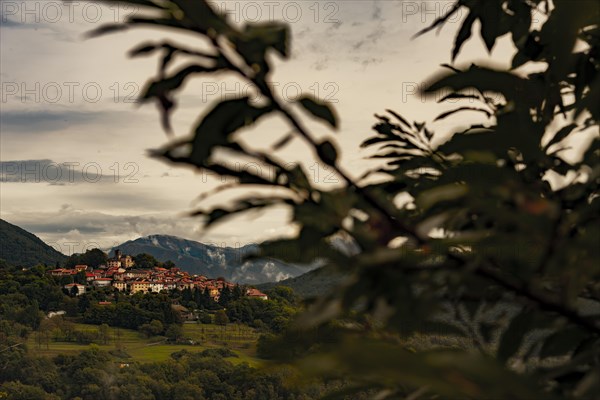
[50,249,268,301]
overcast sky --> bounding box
[0,0,546,254]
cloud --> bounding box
[0,159,115,184]
[2,209,202,254]
[0,17,23,29]
[0,110,110,133]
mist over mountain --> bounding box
[258,265,349,298]
[111,234,316,284]
[0,219,67,267]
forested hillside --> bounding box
[0,219,66,267]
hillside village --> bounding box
[49,249,268,301]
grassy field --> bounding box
[27,322,262,366]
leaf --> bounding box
[141,64,219,101]
[539,327,588,358]
[299,339,550,400]
[298,96,338,129]
[440,63,462,73]
[316,140,339,166]
[245,22,290,58]
[86,23,129,38]
[232,22,290,76]
[438,93,481,103]
[415,184,468,211]
[434,107,492,121]
[130,41,218,61]
[190,98,273,166]
[128,43,160,57]
[361,136,388,148]
[479,3,503,52]
[437,130,505,156]
[385,109,411,128]
[508,0,533,43]
[271,132,295,150]
[497,309,534,363]
[424,128,434,141]
[452,11,476,61]
[287,165,312,191]
[412,3,461,38]
[424,65,540,106]
[192,197,285,228]
[543,124,578,152]
[171,0,232,36]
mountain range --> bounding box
[0,219,67,267]
[257,264,349,298]
[110,234,317,284]
[0,218,327,286]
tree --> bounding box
[133,253,160,269]
[98,323,110,345]
[66,248,107,269]
[231,285,244,301]
[95,1,599,398]
[140,319,164,337]
[199,313,212,325]
[214,310,229,326]
[80,249,107,269]
[74,271,87,285]
[217,286,232,307]
[266,286,297,305]
[0,381,60,400]
[165,324,184,342]
[77,295,91,314]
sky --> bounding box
[0,0,572,254]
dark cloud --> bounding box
[21,223,105,235]
[0,18,23,28]
[0,110,109,133]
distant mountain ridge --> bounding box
[111,234,316,284]
[0,219,67,267]
[257,265,349,298]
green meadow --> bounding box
[27,322,262,366]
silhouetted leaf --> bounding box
[317,140,339,166]
[141,65,219,101]
[539,327,588,358]
[438,93,481,103]
[434,107,491,121]
[298,96,338,129]
[245,22,290,58]
[129,43,160,57]
[479,2,503,52]
[385,109,411,128]
[86,23,129,38]
[543,124,577,152]
[415,184,468,210]
[413,3,461,38]
[424,65,539,105]
[192,197,287,228]
[497,309,534,363]
[171,0,232,36]
[190,98,273,166]
[271,132,295,150]
[453,11,476,61]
